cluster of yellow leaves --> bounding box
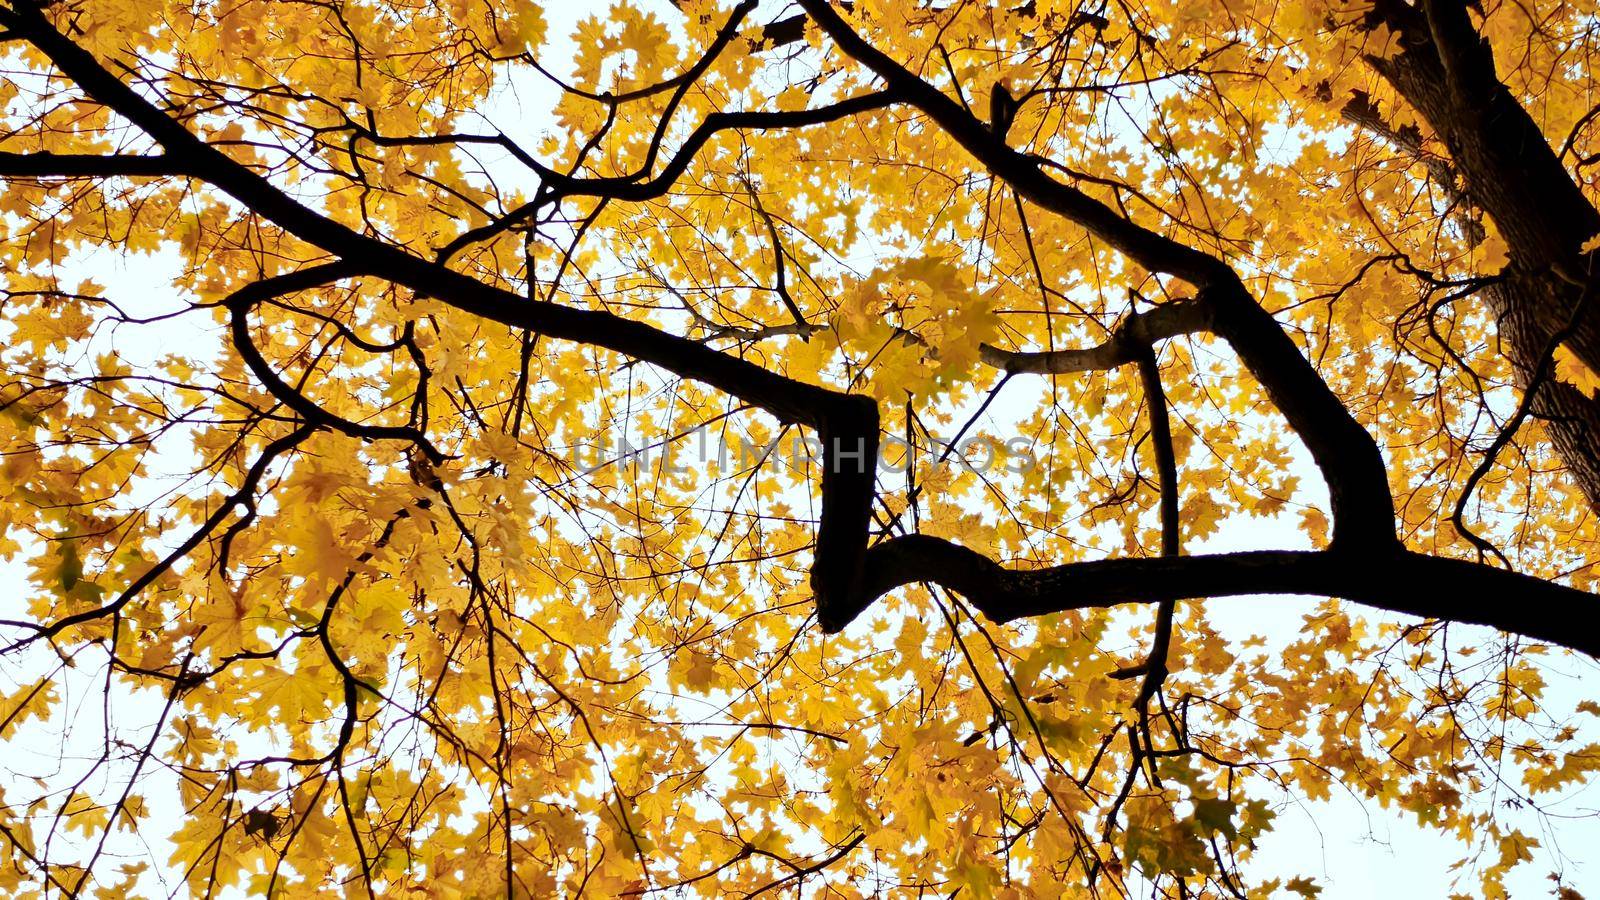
[1,0,1599,896]
[833,257,1001,401]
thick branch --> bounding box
[831,535,1600,658]
[0,149,187,178]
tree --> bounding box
[1,0,1598,894]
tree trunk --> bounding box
[1368,0,1600,507]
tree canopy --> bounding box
[2,0,1600,895]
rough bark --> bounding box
[1368,0,1600,507]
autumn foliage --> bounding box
[3,0,1600,896]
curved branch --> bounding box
[1131,340,1180,704]
[796,0,1397,550]
[537,90,902,204]
[438,90,899,261]
[227,274,447,464]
